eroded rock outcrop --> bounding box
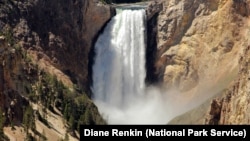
[206,44,250,124]
[155,0,248,98]
[159,0,250,124]
[205,0,250,125]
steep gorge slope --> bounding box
[0,0,111,140]
[206,39,250,124]
[205,0,250,125]
[0,0,113,91]
[155,0,250,123]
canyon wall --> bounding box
[0,0,112,139]
[205,0,250,125]
[0,0,113,92]
[155,0,250,123]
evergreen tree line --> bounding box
[0,108,7,140]
[0,26,105,140]
[25,71,106,134]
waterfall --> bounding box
[92,8,146,108]
[92,8,169,124]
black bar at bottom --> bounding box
[80,125,250,140]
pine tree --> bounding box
[0,108,5,140]
[63,104,69,121]
[23,106,35,133]
[69,115,75,131]
[77,114,84,132]
[83,108,91,125]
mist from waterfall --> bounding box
[92,8,171,124]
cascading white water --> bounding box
[93,8,146,108]
[92,8,170,124]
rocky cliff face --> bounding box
[157,0,240,91]
[206,41,250,124]
[154,0,250,124]
[0,0,111,140]
[0,0,112,91]
[0,36,27,125]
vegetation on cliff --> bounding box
[0,108,8,141]
[0,23,106,140]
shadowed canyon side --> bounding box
[1,0,113,92]
[0,0,111,140]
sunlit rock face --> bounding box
[156,0,250,124]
